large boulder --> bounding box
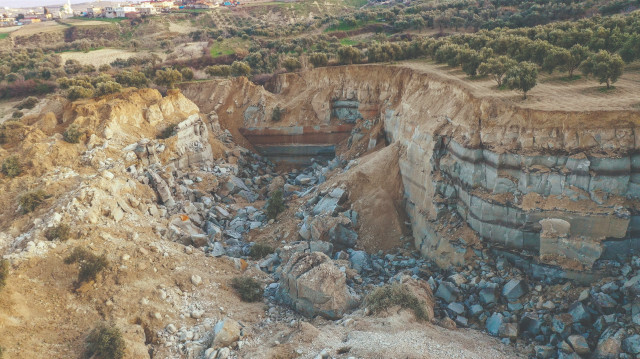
[211,318,241,349]
[276,252,359,319]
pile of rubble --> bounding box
[211,155,640,359]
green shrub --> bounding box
[66,85,94,101]
[64,247,109,284]
[230,276,263,302]
[0,259,8,290]
[205,65,231,77]
[157,123,177,139]
[63,124,82,144]
[265,189,285,220]
[271,106,284,122]
[85,323,125,359]
[155,68,183,89]
[12,111,23,119]
[180,67,194,81]
[18,189,47,214]
[44,223,70,241]
[15,96,38,110]
[365,283,429,321]
[249,243,274,260]
[95,81,122,97]
[1,155,21,178]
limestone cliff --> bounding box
[182,64,640,277]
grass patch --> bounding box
[70,16,124,23]
[210,38,249,58]
[598,86,617,93]
[0,259,8,290]
[560,75,582,82]
[249,243,274,260]
[85,323,126,359]
[365,283,430,321]
[339,38,358,46]
[325,19,379,33]
[0,33,9,40]
[230,277,263,302]
[343,0,368,7]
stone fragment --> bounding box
[276,252,359,319]
[486,312,503,336]
[447,302,465,315]
[498,322,518,339]
[502,279,528,300]
[622,334,640,354]
[567,335,590,355]
[435,281,459,303]
[567,302,591,323]
[212,319,241,348]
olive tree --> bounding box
[581,50,624,89]
[504,61,538,99]
[155,69,183,89]
[478,56,517,86]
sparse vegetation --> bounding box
[95,81,122,97]
[249,243,274,260]
[1,156,21,178]
[15,96,39,110]
[157,123,178,139]
[271,106,284,122]
[64,247,109,285]
[155,68,183,89]
[366,283,430,321]
[230,276,263,302]
[0,259,8,290]
[45,224,71,241]
[63,124,83,144]
[85,323,125,359]
[266,189,285,220]
[18,189,47,214]
[66,85,94,101]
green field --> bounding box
[0,33,9,40]
[325,19,380,32]
[339,38,359,46]
[210,38,249,57]
[69,16,125,23]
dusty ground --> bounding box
[242,310,524,359]
[60,48,166,67]
[8,22,67,37]
[401,60,640,112]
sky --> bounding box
[0,0,91,8]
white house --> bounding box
[104,6,137,18]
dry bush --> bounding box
[365,283,430,321]
[85,323,125,359]
[230,277,263,302]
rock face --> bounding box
[276,251,359,319]
[183,66,640,278]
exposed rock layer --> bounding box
[181,65,640,275]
